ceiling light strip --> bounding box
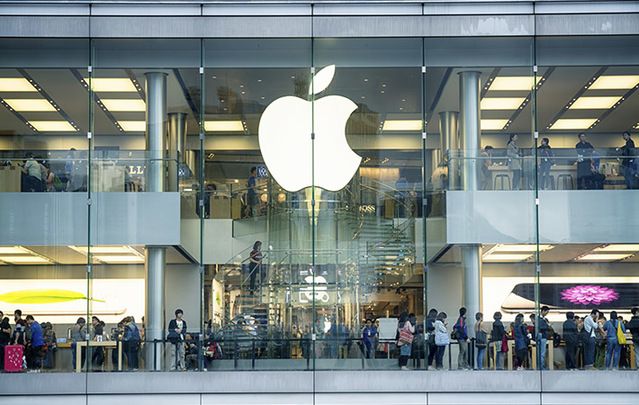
[173,68,200,118]
[124,69,146,100]
[589,82,639,132]
[17,68,80,132]
[545,66,607,131]
[480,67,501,99]
[425,67,453,125]
[0,96,38,133]
[70,69,125,134]
[503,67,554,131]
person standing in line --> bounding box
[536,306,551,370]
[361,318,377,359]
[246,166,258,217]
[434,312,449,370]
[627,307,639,370]
[397,312,414,370]
[576,133,595,190]
[71,317,87,370]
[91,316,105,370]
[506,134,522,190]
[480,145,494,190]
[618,131,636,189]
[583,309,600,369]
[563,312,578,370]
[168,309,187,371]
[474,312,488,370]
[0,315,11,371]
[248,240,264,294]
[603,310,626,370]
[513,314,529,370]
[425,308,438,369]
[453,307,469,370]
[123,316,141,370]
[538,137,554,189]
[25,315,44,371]
[20,153,43,192]
[490,312,506,370]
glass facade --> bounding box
[1,34,638,378]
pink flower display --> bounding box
[560,285,619,305]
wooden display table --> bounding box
[75,340,122,372]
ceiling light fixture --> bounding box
[577,253,632,261]
[382,120,423,131]
[93,255,145,264]
[28,121,77,132]
[480,119,509,130]
[480,97,526,110]
[0,78,38,92]
[69,245,140,255]
[3,99,56,112]
[588,75,639,90]
[483,254,532,262]
[0,256,51,264]
[117,121,146,132]
[487,244,554,253]
[569,96,622,110]
[488,76,542,91]
[0,246,33,255]
[204,120,244,132]
[593,244,639,252]
[87,78,137,92]
[549,118,598,130]
[100,99,146,112]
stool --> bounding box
[494,174,511,190]
[557,174,574,190]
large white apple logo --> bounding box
[258,65,361,192]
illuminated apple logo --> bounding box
[258,65,361,192]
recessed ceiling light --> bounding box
[549,118,597,130]
[88,78,137,92]
[589,75,639,90]
[3,99,56,112]
[118,121,145,132]
[577,253,632,261]
[93,255,144,264]
[483,254,532,262]
[70,245,139,255]
[481,97,526,110]
[489,244,554,253]
[0,246,33,255]
[0,78,38,92]
[382,120,423,131]
[28,121,76,132]
[488,76,541,91]
[0,256,51,264]
[569,96,622,110]
[205,120,244,132]
[480,119,509,130]
[593,244,639,252]
[100,99,146,112]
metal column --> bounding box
[438,111,459,190]
[167,112,187,192]
[459,71,482,330]
[144,72,167,371]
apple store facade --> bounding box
[1,1,639,403]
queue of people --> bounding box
[13,148,87,193]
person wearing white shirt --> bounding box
[583,309,601,369]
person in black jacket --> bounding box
[576,133,595,190]
[538,138,554,190]
[491,312,506,370]
[628,307,639,370]
[563,312,578,370]
[618,131,636,189]
[168,309,187,371]
[537,306,551,370]
[425,308,438,369]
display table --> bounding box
[75,340,122,372]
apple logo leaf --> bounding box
[308,65,336,96]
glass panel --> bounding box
[536,36,639,377]
[424,37,536,371]
[89,39,201,373]
[312,38,424,369]
[0,39,90,374]
[203,39,313,370]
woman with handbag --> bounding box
[396,312,414,370]
[434,312,449,370]
[474,312,488,370]
[603,311,626,370]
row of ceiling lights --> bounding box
[483,244,639,262]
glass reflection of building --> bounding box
[0,4,638,381]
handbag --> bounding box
[398,323,414,345]
[616,321,627,344]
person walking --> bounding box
[627,307,639,370]
[603,311,626,370]
[397,312,414,370]
[168,309,187,371]
[434,312,449,370]
[538,137,554,189]
[513,314,529,370]
[563,312,578,370]
[490,312,506,370]
[507,134,522,190]
[576,133,595,190]
[618,131,636,189]
[474,312,488,370]
[248,241,264,293]
[453,307,469,369]
[425,308,438,369]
